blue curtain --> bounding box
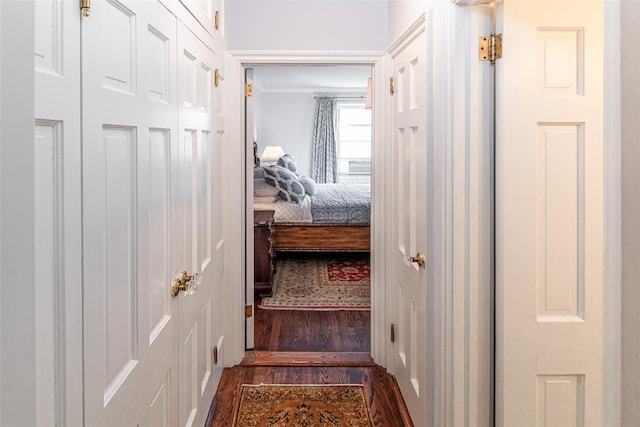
[310,98,338,183]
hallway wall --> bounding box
[257,92,315,176]
[225,0,387,51]
[621,2,640,425]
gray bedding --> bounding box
[310,183,370,224]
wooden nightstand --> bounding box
[254,210,275,297]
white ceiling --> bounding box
[253,65,372,92]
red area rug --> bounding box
[259,254,370,311]
[326,257,370,282]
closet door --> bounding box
[81,1,179,425]
[174,21,218,427]
[496,1,604,424]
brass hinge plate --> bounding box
[389,77,395,95]
[390,323,396,343]
[245,83,253,97]
[245,304,253,318]
[213,346,218,365]
[479,34,502,64]
[214,11,220,30]
[214,69,219,87]
[80,0,90,16]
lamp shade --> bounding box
[260,146,284,164]
[364,77,372,109]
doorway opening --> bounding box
[247,64,374,353]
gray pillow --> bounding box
[300,175,317,196]
[277,154,300,177]
[263,165,306,203]
[254,178,279,197]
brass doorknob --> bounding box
[171,271,201,297]
[409,252,426,269]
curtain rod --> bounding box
[313,95,366,99]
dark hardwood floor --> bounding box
[208,253,412,426]
[254,307,371,352]
[209,353,413,426]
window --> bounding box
[336,102,371,185]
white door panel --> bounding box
[176,21,217,427]
[34,0,83,425]
[496,1,603,425]
[179,0,216,34]
[82,1,178,425]
[390,16,428,427]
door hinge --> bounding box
[245,83,253,97]
[213,346,218,365]
[80,0,90,17]
[479,34,502,64]
[214,69,219,87]
[389,77,395,95]
[245,304,253,318]
[214,11,220,30]
[390,323,396,343]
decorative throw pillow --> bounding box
[299,175,317,196]
[263,165,306,203]
[254,178,280,197]
[277,154,300,177]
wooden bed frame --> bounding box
[253,149,370,253]
[272,222,370,253]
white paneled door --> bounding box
[496,1,603,425]
[389,16,428,427]
[175,21,218,427]
[82,1,179,425]
[82,2,217,426]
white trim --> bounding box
[449,5,495,426]
[224,51,386,366]
[603,1,621,425]
[256,88,367,95]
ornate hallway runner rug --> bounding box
[258,254,370,310]
[233,384,373,427]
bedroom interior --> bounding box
[249,65,373,352]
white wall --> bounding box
[387,0,424,44]
[226,0,387,51]
[257,92,316,175]
[621,2,640,425]
[1,1,37,425]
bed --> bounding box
[253,159,370,253]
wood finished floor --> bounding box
[208,254,412,426]
[208,353,413,426]
[254,307,371,352]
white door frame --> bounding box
[418,3,495,425]
[223,51,387,365]
[223,9,495,421]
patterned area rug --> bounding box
[258,254,370,311]
[233,384,373,427]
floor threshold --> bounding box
[241,350,376,367]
